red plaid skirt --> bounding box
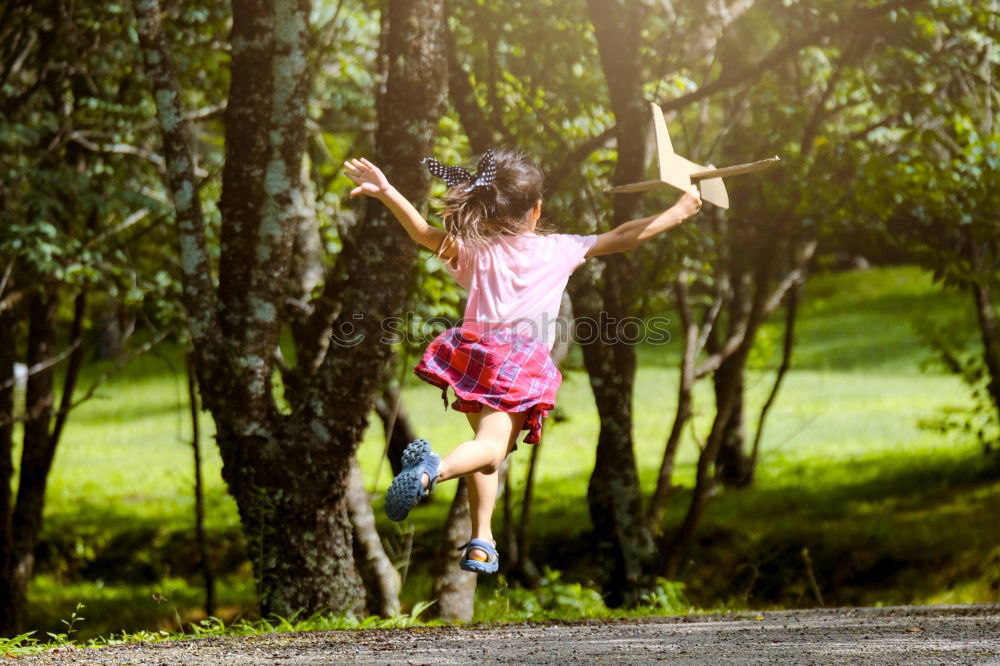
[413,324,562,444]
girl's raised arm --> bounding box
[586,186,702,258]
[344,158,456,259]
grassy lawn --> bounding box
[22,264,999,638]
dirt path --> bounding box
[21,604,1000,665]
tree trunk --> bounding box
[217,425,366,616]
[187,354,215,618]
[662,370,742,577]
[712,351,753,487]
[6,290,58,634]
[510,440,542,585]
[967,234,1000,443]
[662,291,762,576]
[347,458,400,617]
[431,479,477,622]
[711,244,771,489]
[749,281,801,472]
[571,262,654,607]
[0,308,17,634]
[572,0,656,608]
[662,238,817,574]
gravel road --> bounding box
[20,604,1000,665]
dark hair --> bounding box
[439,147,544,247]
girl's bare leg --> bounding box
[466,411,523,561]
[422,407,525,561]
[427,406,526,483]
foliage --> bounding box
[639,578,690,614]
[474,570,688,622]
[0,1,231,326]
[843,1,1000,450]
[475,569,608,622]
[0,631,42,658]
[916,310,999,454]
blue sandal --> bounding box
[385,439,440,522]
[459,538,500,574]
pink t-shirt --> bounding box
[446,232,597,349]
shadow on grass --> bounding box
[662,449,1000,608]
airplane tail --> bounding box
[652,102,730,209]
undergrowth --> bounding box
[475,571,690,622]
[1,601,437,658]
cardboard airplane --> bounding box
[606,102,780,209]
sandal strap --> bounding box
[458,538,498,558]
[422,456,440,495]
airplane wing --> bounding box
[690,156,781,181]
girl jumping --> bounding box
[344,148,702,574]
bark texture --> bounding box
[5,291,57,632]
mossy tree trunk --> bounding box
[570,0,657,608]
[135,0,446,617]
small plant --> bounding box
[189,616,228,638]
[45,602,86,646]
[639,578,689,614]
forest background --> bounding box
[0,0,998,641]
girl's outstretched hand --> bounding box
[674,184,703,219]
[344,158,392,199]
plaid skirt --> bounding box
[413,324,562,444]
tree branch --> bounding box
[46,288,87,450]
[0,259,13,302]
[68,131,167,173]
[133,0,219,348]
[658,0,927,113]
[444,3,496,153]
[749,276,801,470]
[0,340,80,394]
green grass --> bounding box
[20,264,1000,639]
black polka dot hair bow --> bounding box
[422,149,497,192]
